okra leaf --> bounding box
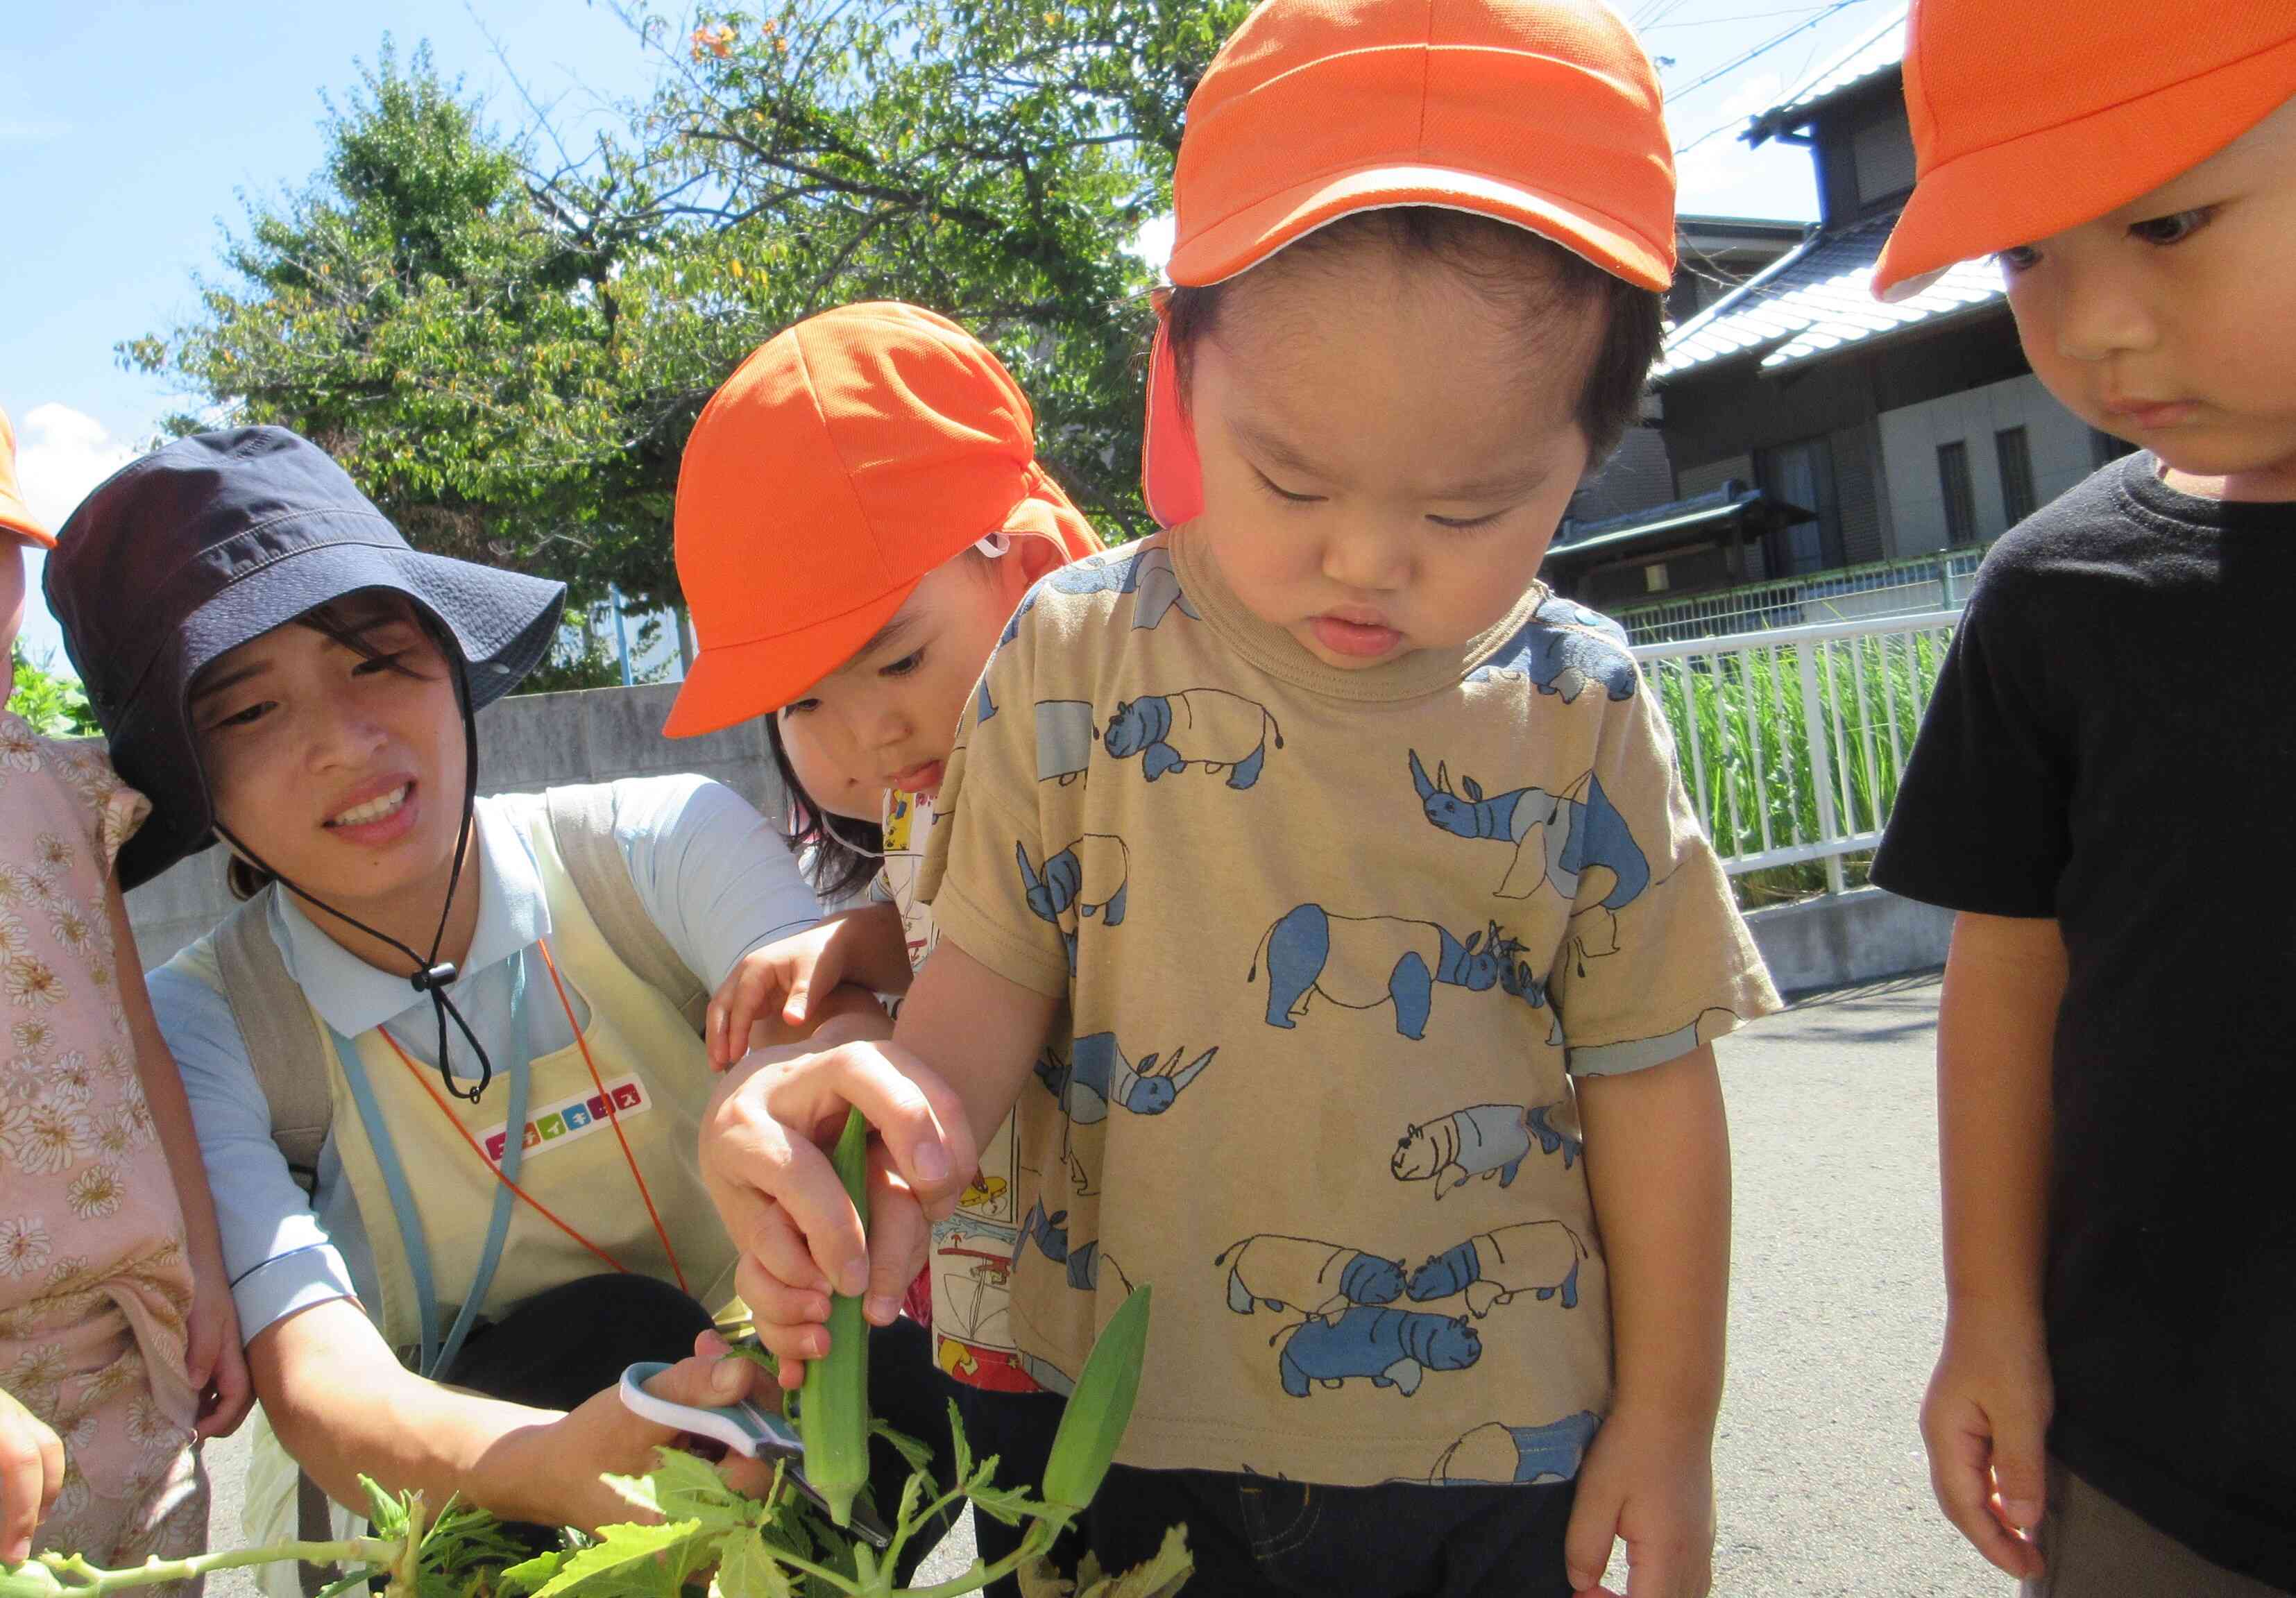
[946,1402,975,1487]
[529,1520,701,1598]
[495,1552,567,1597]
[645,1449,760,1533]
[714,1529,795,1598]
[870,1417,934,1478]
[964,1477,1039,1528]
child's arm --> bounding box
[698,938,1053,1384]
[1562,1044,1730,1598]
[104,874,255,1440]
[1921,911,2061,1580]
[0,1387,64,1565]
[705,903,913,1068]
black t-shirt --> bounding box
[1872,452,2296,1590]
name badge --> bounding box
[481,1076,649,1165]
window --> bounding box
[1755,436,1843,575]
[1994,427,2036,526]
[1938,441,1978,545]
[1853,112,1918,205]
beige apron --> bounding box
[246,809,736,1595]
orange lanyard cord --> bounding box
[534,939,689,1295]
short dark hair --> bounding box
[764,714,883,903]
[1163,207,1665,461]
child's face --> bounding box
[194,596,469,912]
[1185,243,1592,670]
[2000,96,2296,500]
[776,553,1032,804]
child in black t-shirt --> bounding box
[1866,5,2296,1596]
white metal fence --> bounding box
[1612,546,1987,645]
[1633,609,1963,894]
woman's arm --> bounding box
[248,1300,772,1530]
[105,878,253,1438]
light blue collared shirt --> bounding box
[150,775,824,1339]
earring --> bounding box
[973,531,1012,559]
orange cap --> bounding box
[1143,0,1677,527]
[0,409,56,550]
[665,303,1102,737]
[1874,2,2296,300]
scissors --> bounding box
[615,1360,894,1548]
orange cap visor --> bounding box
[665,303,1100,737]
[0,409,55,550]
[1875,3,2296,299]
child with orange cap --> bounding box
[698,5,1783,1593]
[0,408,249,1572]
[1866,8,2296,1596]
[665,303,1105,1527]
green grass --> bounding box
[1646,626,1955,907]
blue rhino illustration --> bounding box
[1468,597,1640,704]
[1103,689,1285,790]
[1410,752,1651,925]
[1016,834,1130,973]
[1277,1307,1481,1398]
[975,675,997,724]
[1035,699,1098,786]
[1013,1198,1130,1295]
[1431,1411,1603,1485]
[1391,1102,1578,1199]
[998,546,1200,647]
[1406,1221,1589,1318]
[1249,907,1540,1041]
[1214,1234,1406,1322]
[1037,1033,1217,1123]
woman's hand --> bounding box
[0,1387,63,1566]
[698,1040,975,1386]
[706,907,912,1068]
[521,1330,779,1531]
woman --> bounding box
[42,427,926,1584]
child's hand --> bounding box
[1921,1305,2052,1579]
[1563,1405,1715,1597]
[699,1037,976,1388]
[0,1387,64,1566]
[187,1264,253,1440]
[706,908,907,1069]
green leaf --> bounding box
[965,1478,1039,1529]
[713,1529,794,1598]
[643,1448,760,1534]
[869,1417,934,1479]
[1080,1524,1193,1598]
[529,1521,701,1598]
[495,1552,568,1597]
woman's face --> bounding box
[192,595,469,912]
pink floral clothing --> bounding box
[0,714,204,1578]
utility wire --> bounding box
[1665,0,1887,154]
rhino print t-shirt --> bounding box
[920,528,1780,1486]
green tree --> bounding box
[8,645,101,738]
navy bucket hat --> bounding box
[45,426,566,891]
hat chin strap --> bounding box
[214,667,495,1105]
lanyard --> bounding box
[330,951,528,1380]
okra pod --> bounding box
[797,1107,871,1527]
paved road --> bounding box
[205,974,2005,1595]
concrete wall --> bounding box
[124,684,790,970]
[1745,887,1955,996]
[1878,373,2094,556]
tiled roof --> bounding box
[1652,214,2005,382]
[1744,7,1910,145]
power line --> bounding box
[1664,0,1887,155]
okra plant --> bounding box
[1,1112,1183,1598]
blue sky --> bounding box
[2,0,1887,666]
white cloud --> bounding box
[16,405,135,530]
[10,406,138,675]
[1674,71,1819,222]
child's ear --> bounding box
[1008,533,1067,588]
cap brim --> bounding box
[1874,36,2296,300]
[109,535,565,890]
[1168,163,1675,292]
[1,504,54,550]
[662,580,913,738]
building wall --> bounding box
[1570,425,1676,521]
[123,683,793,969]
[1877,373,2095,555]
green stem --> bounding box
[30,1538,401,1595]
[895,1519,1059,1598]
